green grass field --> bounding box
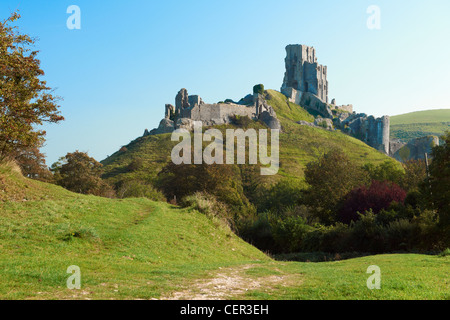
[1,163,448,300]
[390,109,450,142]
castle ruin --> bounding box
[281,45,328,103]
[146,44,394,156]
[147,88,281,135]
[280,44,391,155]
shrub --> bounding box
[230,115,253,128]
[350,211,387,253]
[438,248,450,257]
[256,180,305,214]
[156,162,256,223]
[127,158,144,172]
[339,180,407,224]
[385,219,420,251]
[116,179,165,201]
[253,84,265,95]
[181,192,234,229]
[240,211,278,252]
[271,216,313,253]
[319,223,352,253]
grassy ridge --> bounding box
[390,109,450,142]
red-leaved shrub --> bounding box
[339,180,407,224]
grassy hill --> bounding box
[390,109,450,142]
[1,163,448,300]
[0,162,268,299]
[101,89,398,187]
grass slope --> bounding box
[390,109,450,142]
[102,90,398,186]
[1,164,448,300]
[0,163,268,299]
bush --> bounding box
[240,211,278,253]
[385,219,420,251]
[256,180,305,214]
[156,162,256,223]
[438,248,450,257]
[253,84,265,95]
[339,180,407,224]
[116,179,165,201]
[181,192,234,229]
[349,211,387,253]
[230,115,253,128]
[127,158,144,172]
[271,216,313,253]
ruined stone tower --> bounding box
[281,45,328,103]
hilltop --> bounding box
[101,89,398,188]
[390,109,450,142]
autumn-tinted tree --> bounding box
[304,149,369,223]
[14,144,53,182]
[51,151,114,197]
[0,12,64,161]
[338,180,407,224]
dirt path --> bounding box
[162,264,302,300]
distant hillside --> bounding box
[101,89,399,188]
[390,109,450,142]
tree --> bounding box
[0,12,64,162]
[338,180,407,224]
[51,151,114,197]
[363,160,404,185]
[253,84,265,95]
[304,149,369,224]
[14,143,53,182]
[427,131,450,228]
[156,162,256,222]
[400,159,427,192]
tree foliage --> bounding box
[363,160,404,185]
[0,12,64,161]
[304,149,369,223]
[253,84,265,95]
[51,151,114,197]
[156,162,256,222]
[428,131,450,228]
[339,180,407,224]
[14,143,53,182]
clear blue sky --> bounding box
[1,0,449,165]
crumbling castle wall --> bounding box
[391,136,439,162]
[147,88,280,135]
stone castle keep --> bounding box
[282,45,329,103]
[280,44,390,155]
[146,44,393,156]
